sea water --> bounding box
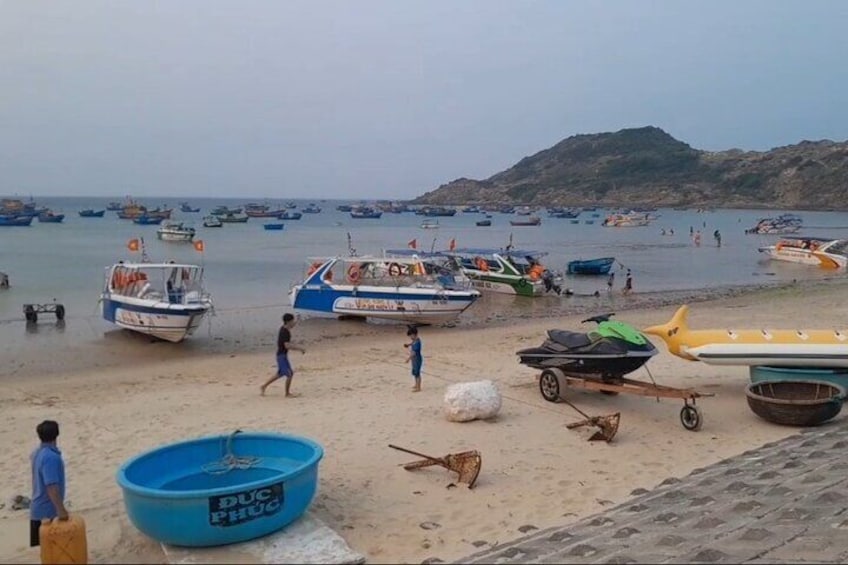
[2,196,848,376]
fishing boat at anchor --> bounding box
[566,257,616,275]
[79,209,106,218]
[100,240,213,342]
[156,221,196,242]
[289,255,480,324]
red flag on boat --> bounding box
[127,238,140,252]
[449,238,456,251]
[193,240,205,253]
[408,239,417,249]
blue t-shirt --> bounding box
[410,339,422,362]
[30,444,65,520]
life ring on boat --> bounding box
[307,262,323,276]
[388,262,403,277]
[475,257,490,272]
[347,264,362,283]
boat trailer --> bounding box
[23,301,65,323]
[537,367,712,438]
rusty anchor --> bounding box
[388,444,482,489]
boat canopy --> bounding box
[447,248,547,258]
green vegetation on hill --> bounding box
[414,126,848,210]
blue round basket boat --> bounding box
[116,431,323,547]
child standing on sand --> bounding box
[404,326,423,392]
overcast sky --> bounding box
[2,1,846,199]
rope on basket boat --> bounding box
[201,429,262,475]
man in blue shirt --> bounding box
[30,420,68,547]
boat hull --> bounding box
[101,296,211,342]
[567,257,615,275]
[156,231,195,242]
[517,349,655,377]
[290,284,478,324]
[682,343,848,368]
[468,275,545,296]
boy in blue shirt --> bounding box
[404,326,423,392]
[30,419,68,547]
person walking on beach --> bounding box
[404,326,423,392]
[623,269,633,295]
[607,271,615,292]
[714,229,722,247]
[260,313,306,397]
[30,420,68,548]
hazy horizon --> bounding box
[2,1,846,200]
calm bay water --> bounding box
[2,196,848,376]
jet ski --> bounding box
[516,313,658,380]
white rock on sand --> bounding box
[443,380,502,422]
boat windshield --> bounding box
[108,264,206,304]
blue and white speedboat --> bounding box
[289,255,480,324]
[101,261,213,342]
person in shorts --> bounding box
[260,313,306,397]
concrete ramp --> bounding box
[163,513,365,564]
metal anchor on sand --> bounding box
[388,444,482,489]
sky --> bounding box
[1,0,846,200]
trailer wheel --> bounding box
[55,304,65,321]
[24,305,37,323]
[680,405,703,431]
[539,368,564,402]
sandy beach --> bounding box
[2,280,846,564]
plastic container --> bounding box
[39,514,87,564]
[117,431,323,547]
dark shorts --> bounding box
[276,353,293,377]
[30,520,41,547]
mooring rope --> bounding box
[201,429,263,475]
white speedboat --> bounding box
[602,212,652,227]
[156,221,196,242]
[758,236,848,269]
[289,255,480,324]
[101,261,213,342]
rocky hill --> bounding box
[413,126,848,210]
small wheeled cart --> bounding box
[537,367,711,431]
[23,302,65,324]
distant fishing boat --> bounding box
[566,257,616,275]
[79,209,106,218]
[420,219,440,229]
[179,202,200,213]
[202,215,223,228]
[156,221,196,242]
[37,211,65,223]
[0,215,33,227]
[133,215,164,225]
[475,219,492,227]
[263,223,285,231]
[509,215,541,226]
